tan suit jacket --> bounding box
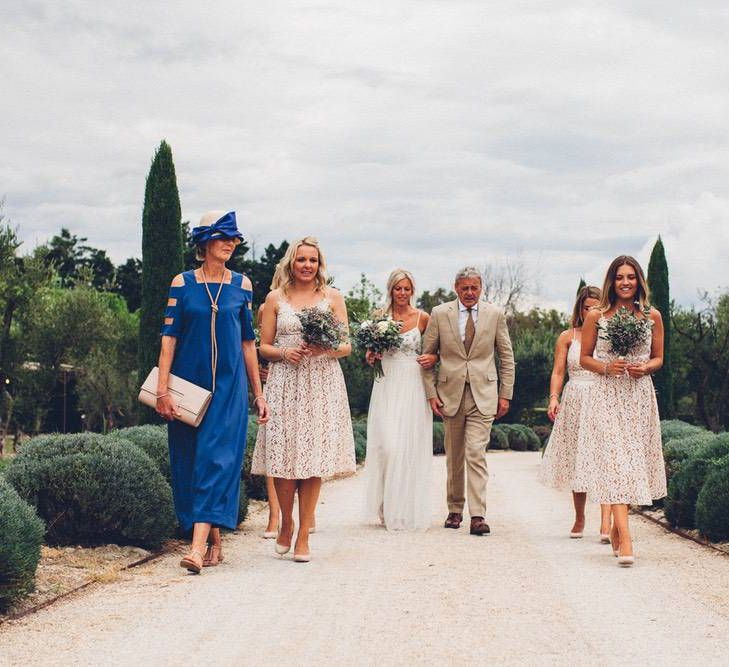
[421,299,515,418]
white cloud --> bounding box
[1,0,728,314]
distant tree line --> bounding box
[2,140,726,449]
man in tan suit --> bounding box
[420,267,515,535]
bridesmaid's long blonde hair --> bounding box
[276,236,329,295]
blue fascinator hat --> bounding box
[190,210,244,245]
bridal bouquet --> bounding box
[296,307,349,351]
[598,306,653,357]
[354,316,403,377]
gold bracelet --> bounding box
[253,395,266,404]
[281,347,288,361]
[549,393,559,399]
[155,392,169,399]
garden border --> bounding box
[632,507,729,558]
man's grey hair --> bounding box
[454,266,482,283]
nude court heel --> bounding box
[275,524,294,555]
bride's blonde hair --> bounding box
[383,268,416,316]
[276,237,328,295]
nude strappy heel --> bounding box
[180,548,205,574]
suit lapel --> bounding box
[446,300,467,356]
[474,299,489,346]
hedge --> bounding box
[664,458,713,529]
[243,420,267,501]
[498,424,541,451]
[695,457,729,542]
[352,417,367,463]
[0,476,45,612]
[433,422,445,455]
[663,431,717,483]
[5,434,175,548]
[660,419,703,443]
[489,425,509,450]
[237,479,249,525]
[112,425,170,482]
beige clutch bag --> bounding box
[138,366,212,428]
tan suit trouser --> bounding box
[443,385,493,517]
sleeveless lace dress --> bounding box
[363,323,433,531]
[573,317,666,504]
[250,298,356,479]
[539,333,596,491]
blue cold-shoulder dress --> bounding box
[161,269,255,531]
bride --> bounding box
[363,269,433,531]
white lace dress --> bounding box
[539,333,596,491]
[573,317,666,505]
[363,324,433,531]
[250,298,356,479]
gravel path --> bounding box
[2,452,729,666]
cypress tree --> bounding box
[138,141,183,394]
[577,278,586,295]
[647,235,673,417]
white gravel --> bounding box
[2,452,729,666]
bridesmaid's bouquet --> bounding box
[354,316,403,378]
[598,306,653,357]
[297,307,349,351]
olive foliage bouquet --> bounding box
[353,316,403,377]
[598,305,653,357]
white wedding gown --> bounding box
[363,324,433,531]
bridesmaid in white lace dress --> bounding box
[539,286,612,541]
[363,269,433,531]
[576,256,666,567]
[251,237,356,562]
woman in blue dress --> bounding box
[155,211,269,573]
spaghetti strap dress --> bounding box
[539,331,597,491]
[250,296,356,479]
[573,316,666,505]
[161,269,255,531]
[363,315,433,531]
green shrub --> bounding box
[352,417,367,463]
[532,424,552,447]
[664,458,713,529]
[0,456,10,475]
[15,432,107,461]
[5,435,175,549]
[694,433,729,461]
[695,457,729,542]
[243,420,267,501]
[489,425,509,450]
[433,421,445,455]
[0,477,45,612]
[237,479,249,525]
[112,425,170,482]
[660,419,703,443]
[663,431,717,482]
[499,424,541,451]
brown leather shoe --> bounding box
[444,512,463,529]
[470,517,491,535]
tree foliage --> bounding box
[673,294,729,431]
[648,236,673,417]
[138,140,183,392]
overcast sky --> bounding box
[2,1,728,311]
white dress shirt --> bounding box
[458,300,479,343]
